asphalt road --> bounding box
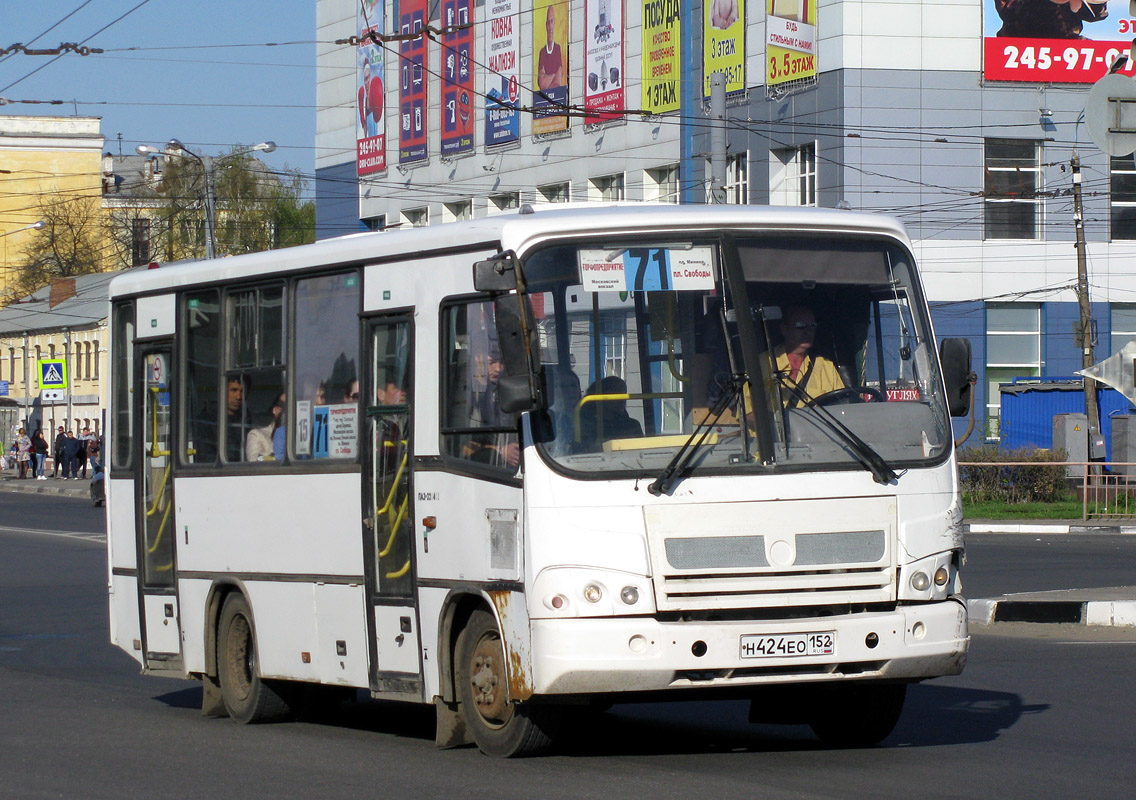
[1,496,1135,798]
[963,533,1136,598]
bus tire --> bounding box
[807,682,906,747]
[217,593,290,724]
[455,608,560,757]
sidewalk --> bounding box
[966,519,1136,535]
[0,474,91,498]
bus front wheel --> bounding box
[217,593,290,724]
[807,682,906,747]
[455,609,560,757]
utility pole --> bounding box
[1071,154,1101,448]
[709,73,727,204]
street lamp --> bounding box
[0,220,45,238]
[136,139,276,260]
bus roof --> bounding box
[107,204,911,298]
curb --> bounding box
[967,597,1136,627]
[0,479,91,499]
[965,523,1136,535]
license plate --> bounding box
[740,631,835,659]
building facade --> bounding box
[0,271,119,439]
[0,115,105,297]
[314,0,1136,447]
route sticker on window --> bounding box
[579,247,716,292]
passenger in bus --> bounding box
[344,379,360,404]
[545,364,582,456]
[225,376,247,462]
[578,376,643,450]
[245,391,286,462]
[773,305,844,407]
[470,351,520,468]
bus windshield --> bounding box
[522,234,951,478]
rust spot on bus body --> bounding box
[488,590,534,702]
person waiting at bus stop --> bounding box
[60,430,84,479]
[52,426,66,477]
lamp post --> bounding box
[136,139,276,260]
[1,220,46,238]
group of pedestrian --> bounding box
[7,425,100,481]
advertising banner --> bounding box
[356,0,386,176]
[440,0,475,156]
[984,0,1136,82]
[585,0,624,124]
[642,0,681,114]
[533,0,570,135]
[398,0,428,165]
[703,0,746,100]
[485,0,521,146]
[766,0,816,87]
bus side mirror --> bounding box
[939,337,973,417]
[473,257,516,293]
[493,294,543,413]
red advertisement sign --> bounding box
[399,0,428,165]
[983,0,1136,82]
[440,0,475,156]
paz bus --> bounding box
[106,204,972,757]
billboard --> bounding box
[440,0,475,156]
[766,0,817,87]
[984,0,1136,82]
[641,0,681,114]
[703,0,746,100]
[485,0,521,146]
[584,0,624,124]
[533,0,570,135]
[398,0,429,165]
[356,0,386,176]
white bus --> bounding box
[107,204,972,756]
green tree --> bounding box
[7,191,106,302]
[109,145,315,267]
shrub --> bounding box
[958,445,1071,504]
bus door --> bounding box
[136,346,182,667]
[363,316,420,692]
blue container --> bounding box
[999,377,1136,459]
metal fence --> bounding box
[957,461,1136,521]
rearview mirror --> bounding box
[473,255,517,293]
[939,338,973,417]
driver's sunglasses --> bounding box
[792,321,818,330]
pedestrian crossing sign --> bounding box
[38,359,68,390]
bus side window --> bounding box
[183,290,220,465]
[292,272,360,461]
[441,300,519,471]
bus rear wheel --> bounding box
[807,682,906,747]
[217,593,290,724]
[456,609,560,757]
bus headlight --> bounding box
[934,566,950,587]
[910,571,930,591]
[531,567,656,618]
[899,550,959,602]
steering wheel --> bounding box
[807,386,886,408]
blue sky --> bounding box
[0,0,317,180]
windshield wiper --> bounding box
[775,374,898,485]
[648,374,745,496]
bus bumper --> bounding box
[528,598,968,696]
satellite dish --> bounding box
[1086,73,1136,156]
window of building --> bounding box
[539,182,570,203]
[93,341,100,379]
[646,165,679,203]
[769,144,814,206]
[488,192,520,214]
[440,299,518,473]
[84,342,92,381]
[443,200,472,222]
[361,215,385,232]
[403,207,429,228]
[1110,155,1136,240]
[985,303,1042,439]
[1111,303,1136,354]
[590,173,625,201]
[131,218,151,266]
[985,139,1041,240]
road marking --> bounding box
[0,525,105,543]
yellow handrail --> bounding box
[573,391,681,443]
